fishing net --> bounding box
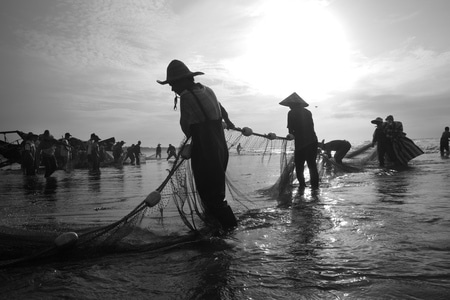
[0,127,376,268]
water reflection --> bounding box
[88,170,101,193]
[44,177,58,195]
[374,169,411,203]
[192,245,235,299]
[23,175,58,196]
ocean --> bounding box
[0,138,449,299]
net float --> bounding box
[145,191,161,207]
[242,127,253,136]
[54,232,78,249]
[267,132,277,140]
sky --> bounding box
[1,0,449,147]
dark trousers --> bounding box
[294,142,319,189]
[42,154,57,177]
[22,152,36,176]
[190,120,236,229]
[440,141,449,155]
[378,141,397,166]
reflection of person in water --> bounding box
[319,140,351,164]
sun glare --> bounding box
[226,1,355,100]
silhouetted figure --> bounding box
[384,115,423,166]
[440,126,450,157]
[38,130,58,177]
[371,117,395,167]
[21,132,37,175]
[319,139,351,164]
[158,59,237,230]
[125,144,135,165]
[156,143,162,159]
[237,143,242,155]
[134,141,142,165]
[113,141,125,163]
[166,144,176,161]
[280,92,319,191]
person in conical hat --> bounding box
[157,59,237,230]
[280,92,319,191]
[279,92,309,107]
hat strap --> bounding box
[173,93,178,111]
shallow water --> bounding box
[1,139,450,299]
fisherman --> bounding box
[38,130,58,177]
[319,139,352,164]
[237,143,242,155]
[383,115,423,166]
[166,144,177,161]
[125,144,135,165]
[60,132,72,171]
[134,141,142,165]
[113,141,125,163]
[371,117,394,167]
[440,126,450,156]
[86,133,96,169]
[155,143,162,159]
[280,92,319,191]
[157,59,237,230]
[91,134,101,171]
[21,132,37,175]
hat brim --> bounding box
[157,71,204,85]
[279,92,309,107]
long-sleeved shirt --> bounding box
[287,106,318,149]
[179,83,222,137]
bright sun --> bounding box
[226,1,355,100]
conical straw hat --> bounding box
[279,92,309,107]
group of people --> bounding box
[20,130,72,177]
[156,61,352,231]
[119,140,142,165]
[155,60,435,231]
[371,115,424,166]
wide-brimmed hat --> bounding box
[157,60,204,85]
[371,117,383,124]
[279,92,309,107]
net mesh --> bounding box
[0,128,377,267]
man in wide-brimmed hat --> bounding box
[280,92,319,192]
[157,59,237,230]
